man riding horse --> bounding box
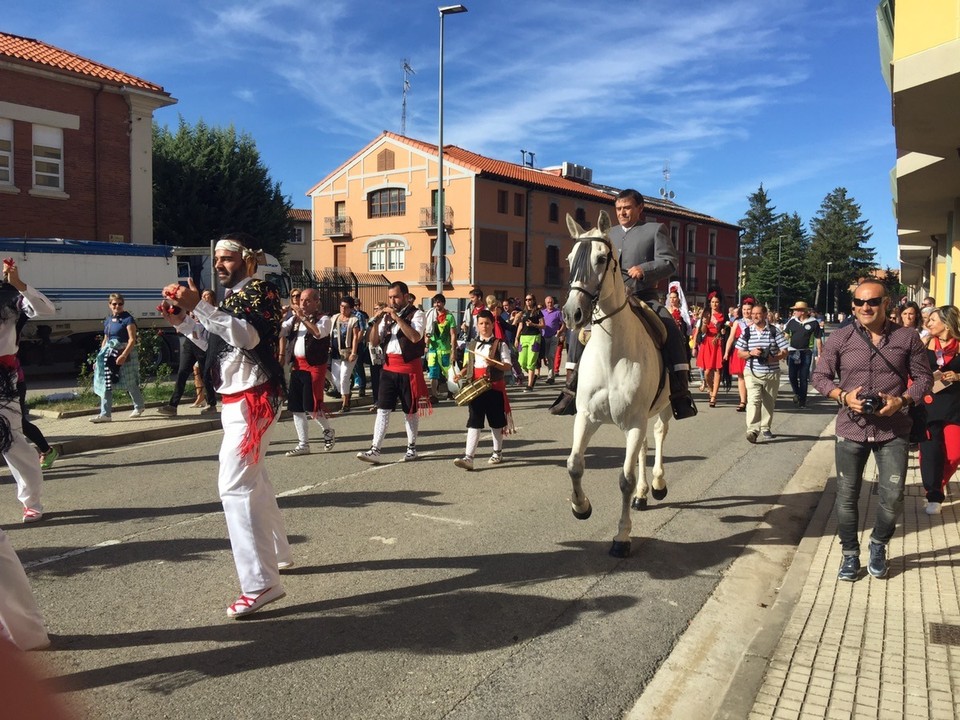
[552,189,697,420]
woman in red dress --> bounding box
[695,292,727,407]
[724,296,756,412]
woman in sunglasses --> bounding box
[91,293,145,422]
[514,294,544,392]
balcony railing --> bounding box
[323,217,352,237]
[544,265,564,287]
[419,261,452,285]
[418,206,453,229]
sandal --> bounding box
[709,395,717,408]
[736,403,746,412]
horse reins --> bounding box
[568,238,628,326]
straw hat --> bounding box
[790,301,810,311]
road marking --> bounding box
[409,513,474,526]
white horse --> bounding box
[562,211,671,558]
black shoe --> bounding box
[838,555,860,581]
[671,394,697,420]
[868,542,888,578]
[549,388,577,416]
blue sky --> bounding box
[6,0,899,266]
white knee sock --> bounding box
[465,428,480,458]
[404,413,419,447]
[314,414,331,432]
[293,412,310,447]
[372,409,391,450]
[491,427,503,452]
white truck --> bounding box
[0,238,289,367]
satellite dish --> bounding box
[668,190,675,199]
[659,187,666,197]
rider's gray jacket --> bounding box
[608,222,678,303]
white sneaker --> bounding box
[453,456,474,471]
[403,446,418,462]
[357,448,382,464]
[129,408,144,418]
[488,451,503,465]
[925,502,942,515]
[285,445,310,457]
[90,415,112,423]
[277,560,295,572]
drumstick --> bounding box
[481,355,510,369]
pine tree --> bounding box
[808,188,875,316]
[153,117,292,259]
[742,213,809,315]
[738,184,779,291]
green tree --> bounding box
[808,187,875,317]
[153,117,291,258]
[743,212,809,316]
[738,184,779,291]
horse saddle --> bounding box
[627,297,667,349]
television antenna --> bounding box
[659,161,675,200]
[401,59,415,136]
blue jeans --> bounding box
[100,385,145,417]
[787,349,811,404]
[834,435,907,556]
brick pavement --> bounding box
[744,452,960,720]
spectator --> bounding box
[736,303,788,443]
[329,296,362,414]
[514,293,544,392]
[91,293,145,423]
[540,295,565,384]
[783,300,823,409]
[158,289,218,417]
[899,301,923,333]
[461,288,486,341]
[352,299,371,398]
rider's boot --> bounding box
[549,365,578,416]
[669,367,698,420]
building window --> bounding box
[377,149,395,172]
[548,202,558,223]
[670,224,679,250]
[33,125,63,191]
[289,227,304,244]
[0,119,12,185]
[289,260,304,275]
[708,229,717,256]
[708,261,717,284]
[514,192,524,217]
[512,241,523,267]
[686,226,696,253]
[367,239,406,271]
[685,260,696,292]
[478,228,508,263]
[575,207,586,226]
[368,188,405,218]
[497,190,508,214]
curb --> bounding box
[625,420,838,720]
[57,418,226,456]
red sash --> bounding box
[222,382,276,465]
[292,355,328,418]
[385,353,432,416]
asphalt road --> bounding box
[5,385,835,720]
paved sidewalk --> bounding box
[722,451,960,720]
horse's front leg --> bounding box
[612,426,644,557]
[567,411,600,521]
[650,409,669,501]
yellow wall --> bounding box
[894,0,960,60]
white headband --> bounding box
[215,239,254,258]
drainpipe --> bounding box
[94,84,104,240]
[523,188,531,297]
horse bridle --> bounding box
[568,237,629,326]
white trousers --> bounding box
[330,358,357,395]
[744,370,780,433]
[3,401,43,514]
[0,529,48,650]
[219,398,291,594]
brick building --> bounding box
[308,131,740,308]
[0,32,175,244]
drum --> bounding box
[454,375,492,406]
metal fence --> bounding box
[290,268,391,314]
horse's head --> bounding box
[563,210,614,330]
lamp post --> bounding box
[776,235,784,316]
[825,261,833,323]
[435,4,468,293]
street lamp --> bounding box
[826,261,833,322]
[776,235,785,316]
[435,4,468,293]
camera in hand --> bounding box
[857,394,886,415]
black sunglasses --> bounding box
[852,297,884,307]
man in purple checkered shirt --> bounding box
[812,279,932,582]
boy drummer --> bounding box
[452,310,512,470]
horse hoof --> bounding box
[609,540,631,558]
[632,497,648,511]
[651,487,668,501]
[572,503,592,520]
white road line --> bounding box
[409,513,475,526]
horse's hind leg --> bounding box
[631,434,651,511]
[650,410,670,501]
[567,412,600,521]
[612,426,644,557]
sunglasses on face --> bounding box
[852,297,884,307]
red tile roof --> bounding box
[288,208,311,222]
[0,31,169,96]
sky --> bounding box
[5,0,900,267]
